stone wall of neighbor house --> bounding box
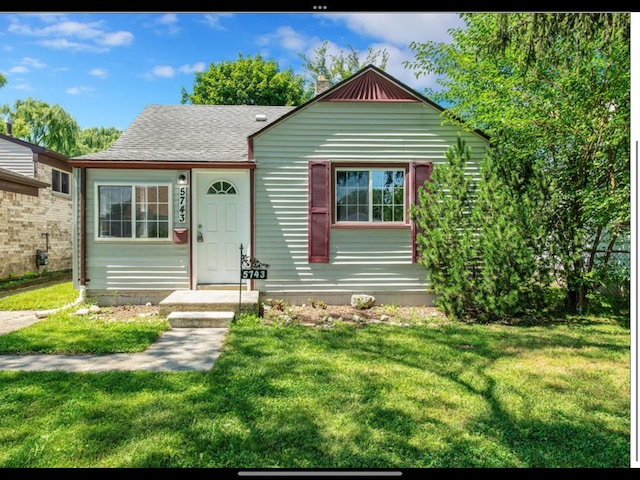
[0,162,73,278]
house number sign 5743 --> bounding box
[241,269,267,279]
[238,243,269,312]
[239,244,269,280]
[178,186,187,223]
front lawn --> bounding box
[0,281,78,310]
[0,302,630,468]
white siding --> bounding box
[85,169,189,292]
[0,139,34,177]
[252,101,490,298]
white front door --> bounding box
[195,171,249,285]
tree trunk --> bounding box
[565,256,588,314]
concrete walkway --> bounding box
[0,310,42,335]
[0,310,228,372]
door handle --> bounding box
[197,231,204,242]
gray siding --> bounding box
[0,140,34,177]
[252,101,490,297]
[85,169,189,292]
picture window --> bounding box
[335,168,405,223]
[97,184,171,239]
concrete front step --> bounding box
[167,311,234,328]
[159,289,259,318]
[196,284,249,291]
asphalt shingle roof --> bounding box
[73,104,296,162]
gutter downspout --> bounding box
[79,167,87,292]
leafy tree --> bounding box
[1,97,81,157]
[1,98,121,157]
[181,53,308,106]
[299,40,389,97]
[300,40,389,84]
[78,126,121,154]
[472,147,552,320]
[412,137,478,319]
[413,137,553,321]
[406,13,630,313]
[0,73,6,90]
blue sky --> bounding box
[0,12,467,131]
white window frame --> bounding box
[95,183,173,241]
[52,168,70,195]
[334,167,407,224]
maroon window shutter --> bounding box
[411,161,433,263]
[308,160,330,263]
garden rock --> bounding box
[351,294,376,309]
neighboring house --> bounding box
[69,65,490,307]
[0,131,73,279]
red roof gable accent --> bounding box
[320,70,419,102]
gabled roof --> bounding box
[249,64,489,141]
[72,104,295,162]
[319,67,421,102]
[71,64,489,166]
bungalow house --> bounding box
[69,65,490,307]
[0,130,73,279]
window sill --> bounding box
[331,222,410,229]
[94,238,174,242]
[51,191,71,198]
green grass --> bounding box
[0,281,78,310]
[0,283,168,354]
[0,269,71,291]
[0,286,630,468]
[0,308,169,354]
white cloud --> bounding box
[98,31,134,47]
[9,19,104,40]
[22,57,46,68]
[66,86,96,95]
[7,57,47,74]
[147,63,205,79]
[31,13,67,24]
[48,20,105,40]
[201,14,232,30]
[325,13,465,46]
[11,82,32,91]
[8,15,134,52]
[152,65,176,78]
[40,38,108,53]
[157,13,179,26]
[178,63,206,74]
[89,68,108,78]
[259,26,307,52]
[150,13,181,35]
[7,18,36,35]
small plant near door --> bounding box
[307,298,327,309]
[264,298,288,310]
[260,298,289,317]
